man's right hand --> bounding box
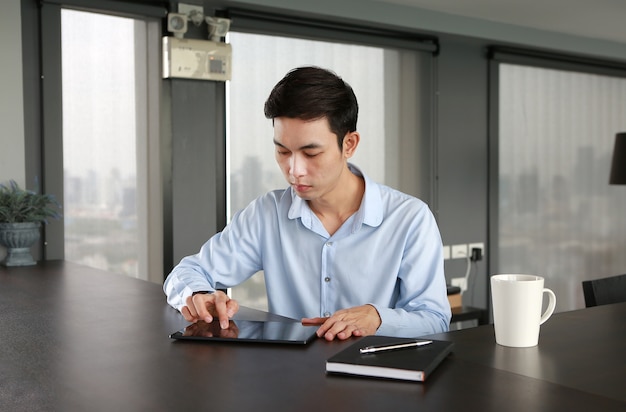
[182,290,239,329]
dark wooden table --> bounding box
[1,261,624,411]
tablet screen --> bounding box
[169,319,319,345]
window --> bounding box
[227,32,432,310]
[60,9,162,282]
[497,62,626,311]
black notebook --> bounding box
[326,336,454,382]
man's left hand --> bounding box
[301,304,381,341]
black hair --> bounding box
[264,66,358,149]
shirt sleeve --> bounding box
[372,205,451,337]
[163,197,267,311]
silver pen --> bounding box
[359,340,433,354]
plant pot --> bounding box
[0,222,41,267]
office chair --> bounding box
[581,273,626,308]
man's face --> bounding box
[273,117,352,201]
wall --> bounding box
[0,0,24,187]
[435,35,490,307]
[0,0,25,261]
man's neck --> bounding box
[308,170,365,235]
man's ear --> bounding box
[343,131,360,158]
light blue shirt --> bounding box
[164,165,451,337]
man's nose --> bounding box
[289,154,307,178]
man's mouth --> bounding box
[293,183,311,192]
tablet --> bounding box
[169,319,319,345]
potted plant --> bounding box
[0,180,61,266]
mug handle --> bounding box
[539,288,557,325]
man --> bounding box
[164,66,451,341]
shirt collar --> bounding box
[287,163,383,231]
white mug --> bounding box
[491,274,556,347]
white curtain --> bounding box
[498,63,626,312]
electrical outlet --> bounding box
[452,244,468,259]
[451,277,467,292]
[469,242,485,261]
[443,245,451,260]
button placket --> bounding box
[320,240,335,317]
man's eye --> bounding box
[305,152,320,158]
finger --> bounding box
[190,294,214,324]
[335,324,359,341]
[180,306,195,322]
[226,299,239,318]
[213,292,231,329]
[315,311,349,339]
[184,296,200,318]
[321,317,360,341]
[322,328,337,341]
[352,328,365,337]
[322,321,346,341]
[180,305,200,323]
[316,317,337,340]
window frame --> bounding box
[26,0,165,282]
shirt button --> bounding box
[324,277,331,282]
[326,242,333,247]
[324,312,331,317]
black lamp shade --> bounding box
[609,132,626,185]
